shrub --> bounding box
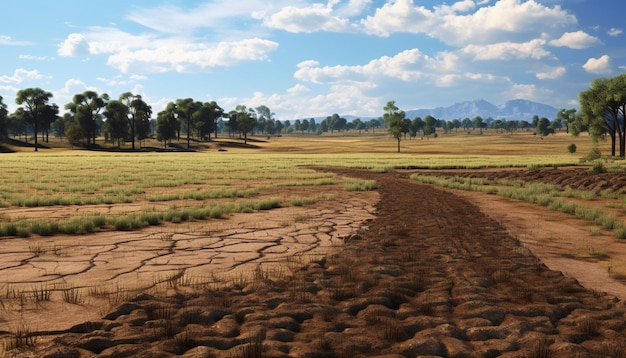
[588,161,606,174]
[567,143,577,154]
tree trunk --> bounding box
[397,137,400,153]
[34,122,38,152]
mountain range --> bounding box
[404,99,560,121]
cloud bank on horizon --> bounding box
[0,0,623,120]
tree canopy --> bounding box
[578,74,626,157]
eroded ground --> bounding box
[3,168,626,357]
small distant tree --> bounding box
[385,100,406,153]
[567,143,577,155]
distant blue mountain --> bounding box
[405,99,559,121]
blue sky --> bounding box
[1,0,623,121]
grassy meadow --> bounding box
[0,129,617,238]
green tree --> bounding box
[120,92,152,150]
[15,88,56,151]
[65,91,108,145]
[423,115,437,137]
[556,108,577,134]
[384,100,406,153]
[175,98,200,149]
[472,116,485,134]
[234,105,257,144]
[103,100,130,148]
[194,101,223,140]
[579,76,626,157]
[0,96,8,140]
[156,104,178,148]
[535,117,553,137]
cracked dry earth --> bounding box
[7,169,626,357]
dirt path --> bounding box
[14,169,626,357]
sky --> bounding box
[1,0,624,121]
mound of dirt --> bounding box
[422,166,626,192]
[23,169,626,357]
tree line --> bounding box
[1,75,622,153]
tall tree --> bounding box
[65,91,108,145]
[175,98,200,149]
[195,101,223,140]
[0,96,8,140]
[384,100,406,153]
[120,92,152,150]
[156,105,178,148]
[579,76,625,157]
[15,88,56,151]
[234,105,257,144]
[103,100,130,148]
[423,115,437,137]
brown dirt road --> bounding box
[18,169,626,357]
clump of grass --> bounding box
[31,283,53,303]
[291,197,316,206]
[62,285,83,304]
[343,177,377,192]
[5,322,37,351]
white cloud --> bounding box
[128,1,276,35]
[53,78,100,107]
[106,38,279,74]
[287,84,310,93]
[462,38,550,60]
[549,31,601,49]
[295,49,434,84]
[58,26,279,74]
[504,83,553,102]
[335,0,372,17]
[57,33,90,57]
[18,55,54,61]
[0,35,30,46]
[608,28,623,37]
[0,69,45,84]
[362,0,576,46]
[263,3,356,33]
[536,66,566,80]
[361,0,436,38]
[583,55,612,74]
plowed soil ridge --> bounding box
[28,169,626,357]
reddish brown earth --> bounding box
[11,168,626,357]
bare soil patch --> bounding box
[7,168,626,357]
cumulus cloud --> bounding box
[583,55,612,74]
[0,69,45,84]
[57,33,91,57]
[536,66,566,80]
[362,0,576,46]
[287,84,310,93]
[608,28,623,37]
[461,38,550,60]
[550,31,601,49]
[57,26,279,74]
[263,3,357,33]
[294,49,430,83]
[106,38,279,73]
